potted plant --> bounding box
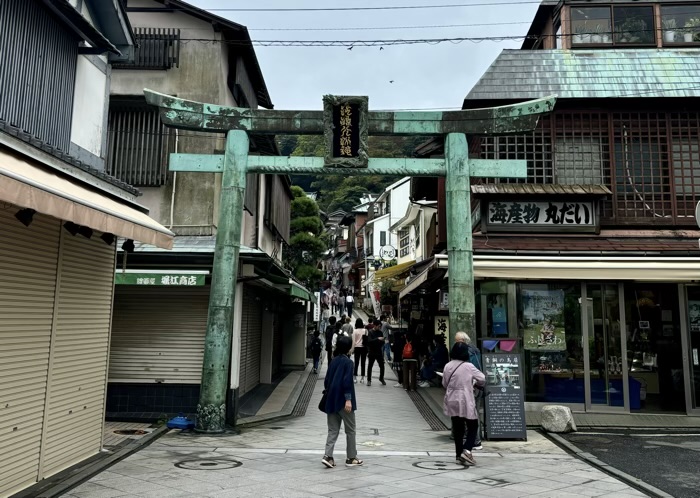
[683,18,700,42]
[573,23,589,44]
[662,18,677,43]
[591,24,604,43]
[618,18,647,43]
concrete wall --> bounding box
[110,1,260,238]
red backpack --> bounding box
[403,341,414,359]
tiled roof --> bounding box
[473,232,700,256]
[465,49,700,102]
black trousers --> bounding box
[451,417,479,458]
[353,347,367,376]
[367,354,384,382]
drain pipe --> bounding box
[169,129,179,229]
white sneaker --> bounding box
[354,376,357,384]
[393,383,403,388]
[418,381,429,388]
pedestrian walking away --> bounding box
[332,319,353,354]
[380,315,392,362]
[310,331,323,374]
[320,335,363,468]
[324,316,337,366]
[341,316,354,336]
[352,318,368,384]
[443,341,485,467]
[392,330,405,388]
[402,334,418,390]
[455,331,485,450]
[366,319,386,386]
[345,293,354,317]
[320,304,331,337]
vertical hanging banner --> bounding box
[323,95,369,169]
[483,353,527,440]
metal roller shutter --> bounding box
[239,287,262,395]
[0,210,60,497]
[109,286,209,383]
[41,230,116,477]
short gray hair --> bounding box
[455,331,470,343]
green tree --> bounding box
[286,185,326,288]
[288,135,429,211]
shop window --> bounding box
[477,280,512,341]
[517,283,584,404]
[570,5,655,47]
[661,5,700,44]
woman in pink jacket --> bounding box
[443,341,485,466]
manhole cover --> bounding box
[175,458,242,470]
[113,429,148,436]
[570,435,612,444]
[412,461,466,471]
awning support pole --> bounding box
[445,133,474,346]
[196,130,248,433]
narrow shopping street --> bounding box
[67,360,646,498]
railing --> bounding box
[113,28,180,70]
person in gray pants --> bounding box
[320,335,363,468]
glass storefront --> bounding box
[476,280,690,413]
[685,287,700,411]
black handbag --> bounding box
[318,389,328,412]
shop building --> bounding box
[0,1,175,496]
[408,0,700,415]
[103,0,309,425]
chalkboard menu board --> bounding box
[483,353,527,440]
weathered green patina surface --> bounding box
[144,88,555,136]
[146,89,556,433]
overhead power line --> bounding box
[248,21,532,32]
[195,2,541,12]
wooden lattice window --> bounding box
[479,116,553,184]
[670,112,700,220]
[113,28,180,70]
[612,112,672,222]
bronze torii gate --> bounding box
[145,89,556,432]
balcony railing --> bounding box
[113,28,180,70]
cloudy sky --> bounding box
[187,1,541,111]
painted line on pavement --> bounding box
[546,432,674,498]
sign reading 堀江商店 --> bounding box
[484,200,597,233]
[323,95,369,169]
[115,273,205,286]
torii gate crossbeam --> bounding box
[144,89,556,433]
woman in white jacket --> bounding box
[443,340,485,466]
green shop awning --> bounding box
[289,281,313,301]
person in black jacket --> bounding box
[310,331,323,374]
[321,335,363,468]
[324,316,337,366]
[366,319,386,387]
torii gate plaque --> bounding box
[145,89,556,432]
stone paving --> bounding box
[69,362,648,497]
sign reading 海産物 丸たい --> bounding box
[115,273,205,286]
[484,200,597,233]
[323,95,369,169]
[483,353,527,440]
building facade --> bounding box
[103,0,307,425]
[411,0,700,416]
[0,1,175,496]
